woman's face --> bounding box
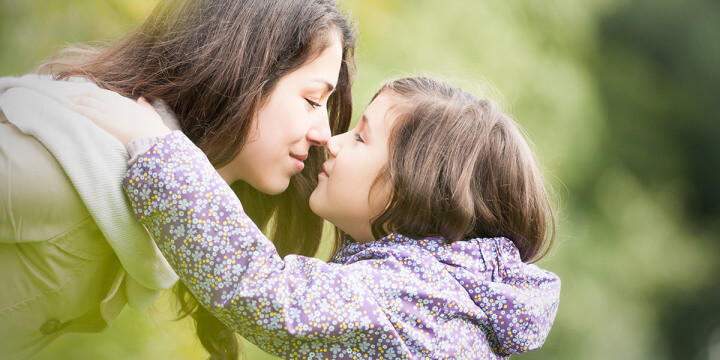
[217,34,343,194]
[309,92,399,243]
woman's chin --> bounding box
[252,178,291,195]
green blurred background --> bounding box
[2,0,719,359]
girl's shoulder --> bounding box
[332,233,521,272]
[331,232,443,264]
[333,233,558,286]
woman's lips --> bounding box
[290,153,306,172]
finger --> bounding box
[137,96,156,111]
[79,89,134,109]
[68,94,106,109]
[137,96,150,106]
[85,88,125,101]
[71,91,108,103]
[66,103,106,125]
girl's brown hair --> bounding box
[40,0,356,358]
[370,77,554,263]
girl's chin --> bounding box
[308,193,320,213]
[308,194,330,219]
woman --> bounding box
[0,0,356,358]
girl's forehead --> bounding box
[367,92,400,117]
[363,92,408,131]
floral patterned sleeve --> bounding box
[122,132,410,358]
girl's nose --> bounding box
[307,112,331,146]
[326,134,342,158]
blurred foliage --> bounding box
[2,0,718,359]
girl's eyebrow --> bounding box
[361,114,372,137]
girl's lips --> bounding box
[318,163,329,178]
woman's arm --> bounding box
[123,131,407,357]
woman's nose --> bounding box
[306,112,331,146]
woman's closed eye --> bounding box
[305,98,321,109]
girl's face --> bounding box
[309,92,399,243]
[217,34,343,194]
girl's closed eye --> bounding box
[354,132,365,143]
[305,98,321,109]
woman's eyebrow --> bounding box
[312,79,335,93]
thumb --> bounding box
[137,96,154,110]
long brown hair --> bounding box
[369,77,554,263]
[40,0,356,358]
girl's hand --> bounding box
[68,90,172,146]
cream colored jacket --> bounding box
[0,75,178,358]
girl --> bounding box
[79,77,560,359]
[0,0,355,358]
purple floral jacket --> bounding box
[123,132,561,359]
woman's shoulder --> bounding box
[0,110,93,242]
[0,74,99,97]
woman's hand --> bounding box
[68,90,172,146]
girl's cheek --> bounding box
[368,178,391,215]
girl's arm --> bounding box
[68,91,406,356]
[123,131,408,357]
